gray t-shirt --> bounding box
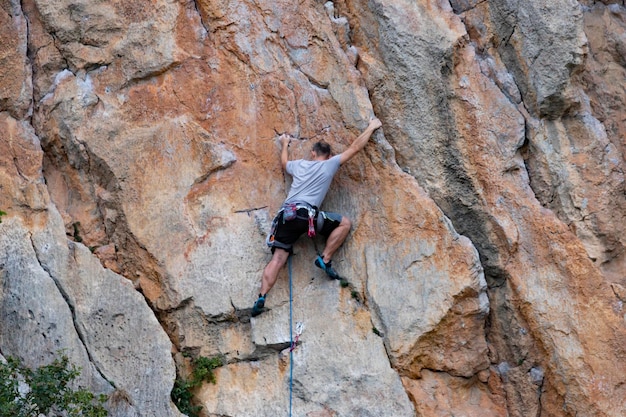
[284,154,341,208]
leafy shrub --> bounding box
[171,378,200,417]
[72,222,83,243]
[171,355,222,417]
[0,210,6,224]
[0,354,108,417]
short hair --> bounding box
[312,140,331,157]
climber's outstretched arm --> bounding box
[339,117,382,165]
[280,134,291,171]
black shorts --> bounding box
[268,208,343,253]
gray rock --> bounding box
[489,0,587,118]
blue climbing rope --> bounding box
[288,255,294,417]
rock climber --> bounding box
[251,117,383,317]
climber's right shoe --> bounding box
[251,295,266,317]
[315,256,341,280]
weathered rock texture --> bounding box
[0,0,624,416]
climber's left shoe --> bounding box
[314,255,341,280]
[251,295,266,317]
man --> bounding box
[251,117,383,317]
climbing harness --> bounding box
[283,203,298,222]
[314,211,327,237]
[266,202,320,247]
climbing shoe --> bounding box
[251,295,266,317]
[315,256,341,280]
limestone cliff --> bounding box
[0,0,625,416]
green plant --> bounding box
[0,353,108,417]
[0,210,6,224]
[339,278,349,288]
[192,356,222,385]
[72,222,83,243]
[171,378,201,417]
[171,355,222,417]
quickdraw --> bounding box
[290,322,304,352]
[307,215,316,237]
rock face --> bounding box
[0,0,624,416]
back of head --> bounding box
[312,140,331,158]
